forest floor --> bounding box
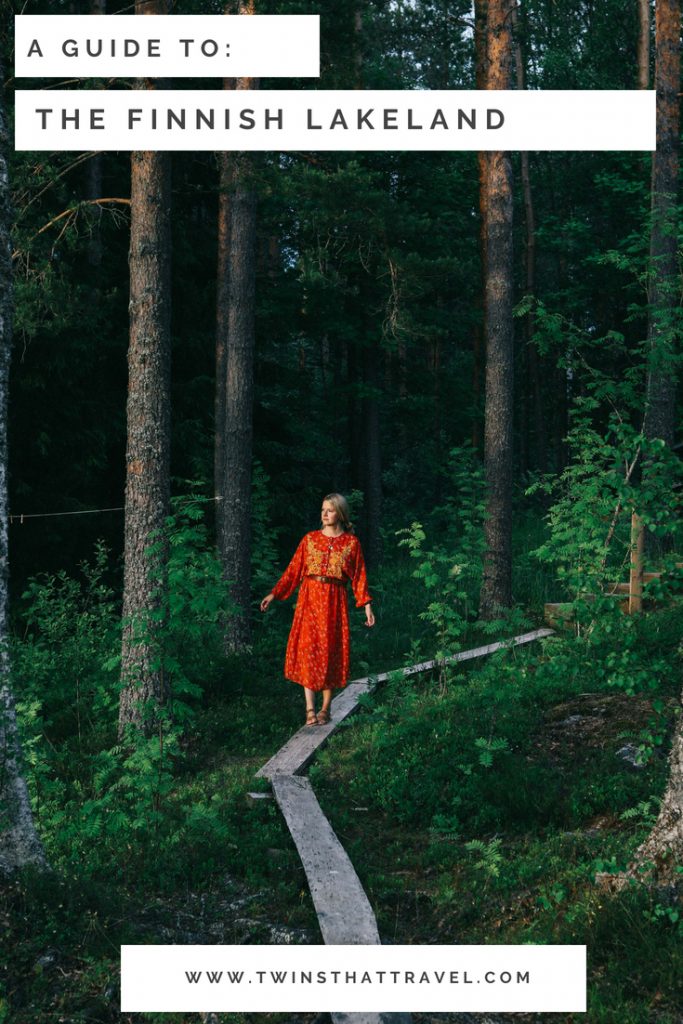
[2,558,683,1024]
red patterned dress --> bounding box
[271,530,372,691]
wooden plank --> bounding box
[427,627,554,668]
[262,631,549,1024]
[271,775,381,945]
[544,602,574,630]
[245,791,273,804]
[332,1017,502,1024]
[258,629,553,780]
[331,1013,412,1024]
[257,679,374,779]
[357,628,555,687]
[609,573,662,594]
[332,1016,499,1024]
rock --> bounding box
[615,744,643,769]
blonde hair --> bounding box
[322,493,354,533]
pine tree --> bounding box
[478,0,515,618]
[118,0,172,736]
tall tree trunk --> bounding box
[643,0,679,449]
[214,119,233,559]
[220,142,257,651]
[0,59,47,872]
[118,0,172,737]
[215,0,257,652]
[479,0,515,619]
[638,0,650,89]
[620,0,682,884]
[472,0,488,451]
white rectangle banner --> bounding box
[15,89,655,152]
[15,15,320,79]
[120,943,587,1013]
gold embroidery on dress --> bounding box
[328,541,353,577]
[305,536,326,576]
[306,534,354,579]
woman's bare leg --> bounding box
[304,687,317,725]
[317,688,333,724]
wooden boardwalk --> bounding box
[271,774,412,1024]
[257,628,553,780]
[258,629,554,1024]
[271,775,381,945]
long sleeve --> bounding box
[349,540,372,608]
[271,536,307,601]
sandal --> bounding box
[305,709,318,727]
[316,708,331,726]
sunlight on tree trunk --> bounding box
[638,0,650,89]
[479,0,514,619]
[472,0,488,452]
[643,0,679,450]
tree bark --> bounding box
[619,0,683,884]
[214,116,233,558]
[628,727,683,880]
[638,0,650,89]
[472,0,488,451]
[215,0,258,653]
[118,0,172,736]
[479,0,515,618]
[219,143,257,651]
[0,58,47,873]
[643,0,679,449]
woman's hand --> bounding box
[364,603,375,628]
[260,593,275,612]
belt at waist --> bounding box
[307,574,346,586]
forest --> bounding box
[1,0,682,1022]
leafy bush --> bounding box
[529,409,682,605]
[13,540,119,756]
[12,499,250,884]
[395,445,485,660]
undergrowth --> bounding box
[312,602,683,1023]
[3,490,682,1023]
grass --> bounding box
[309,602,683,1023]
[2,542,682,1023]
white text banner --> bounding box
[15,15,320,79]
[120,943,587,1013]
[15,89,655,152]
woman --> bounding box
[260,493,375,726]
